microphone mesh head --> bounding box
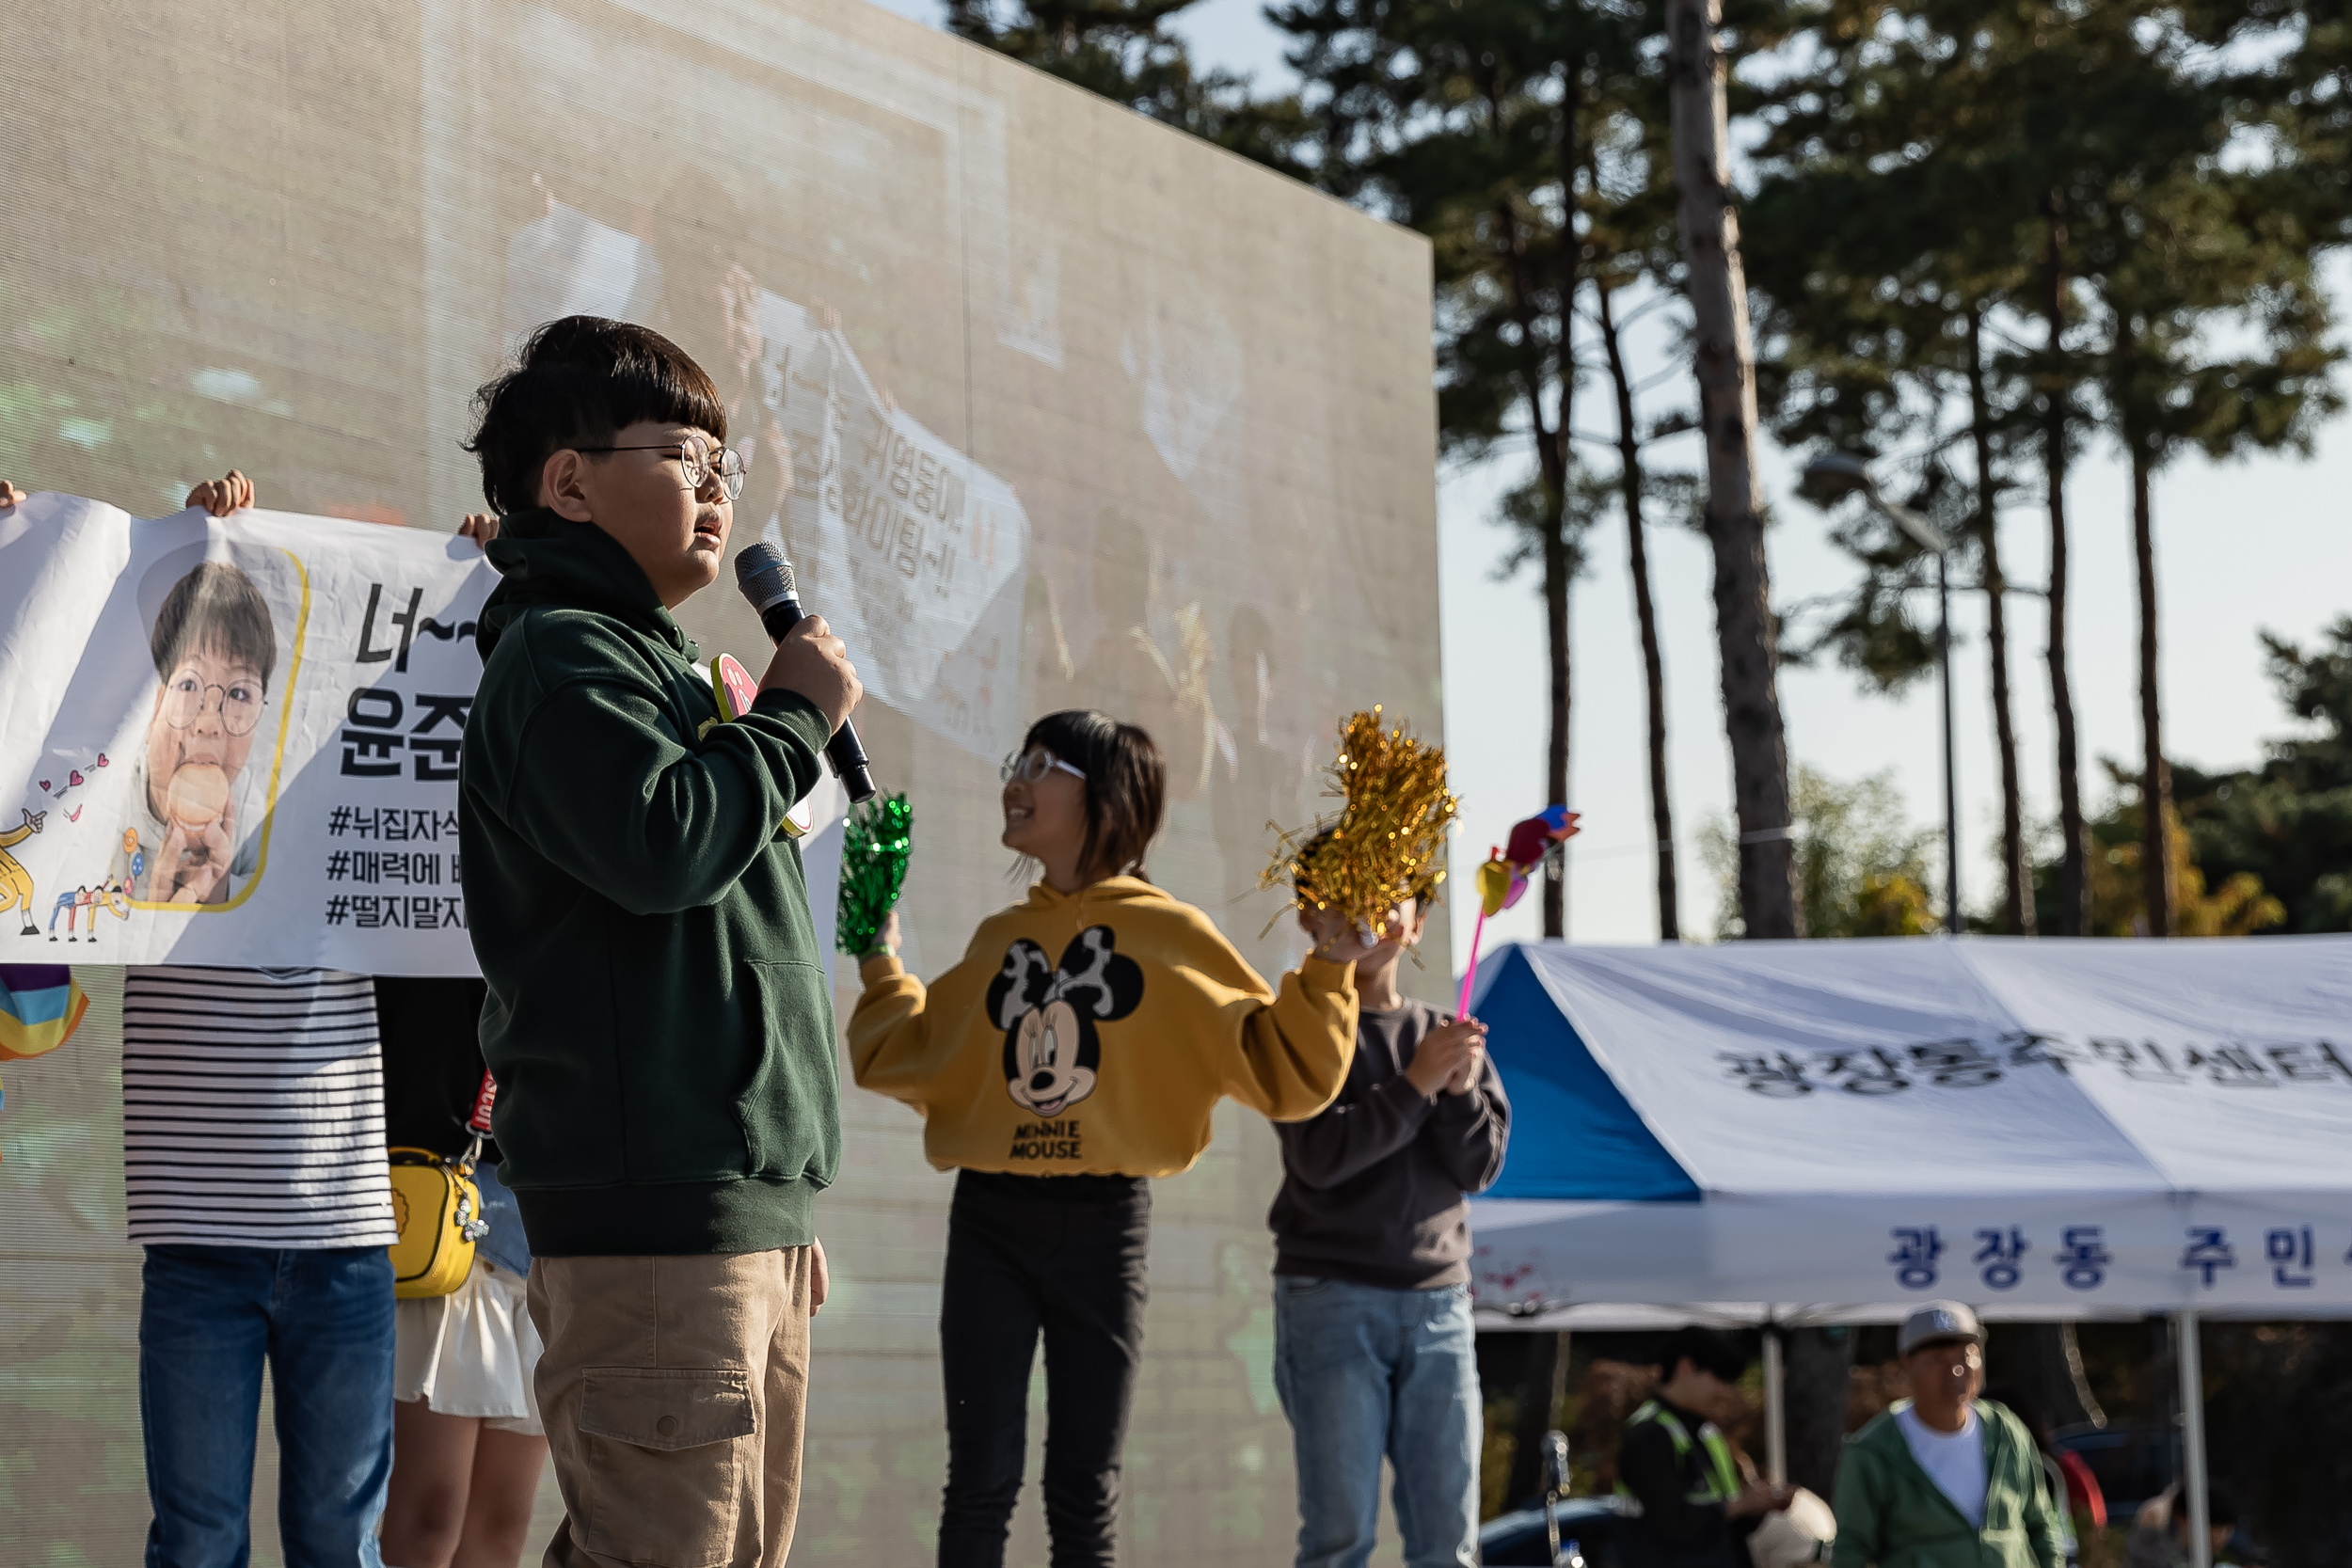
[734,541,795,604]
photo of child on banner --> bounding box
[127,546,292,905]
[7,530,308,924]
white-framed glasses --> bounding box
[1000,747,1085,784]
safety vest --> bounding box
[1615,1400,1740,1509]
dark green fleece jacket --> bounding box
[458,508,839,1256]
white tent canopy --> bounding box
[1461,936,2352,1560]
[1466,936,2352,1319]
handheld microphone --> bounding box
[733,543,878,803]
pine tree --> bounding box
[1666,0,1804,937]
[946,1,1311,172]
[1591,273,1689,941]
[1744,0,2045,931]
[1747,0,2148,938]
[2078,154,2340,934]
[1575,10,1691,942]
[1276,0,1657,939]
[1993,0,2344,939]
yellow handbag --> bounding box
[388,1147,486,1299]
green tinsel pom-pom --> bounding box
[835,793,914,957]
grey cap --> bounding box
[1898,1300,1986,1358]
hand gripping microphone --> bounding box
[733,543,878,803]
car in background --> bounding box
[2051,1421,2174,1518]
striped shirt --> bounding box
[122,966,397,1248]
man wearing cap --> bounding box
[1830,1302,2065,1568]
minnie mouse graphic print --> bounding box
[850,875,1359,1178]
[986,927,1144,1118]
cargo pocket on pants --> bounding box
[578,1367,755,1567]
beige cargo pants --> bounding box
[529,1247,814,1568]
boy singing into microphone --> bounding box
[458,315,860,1568]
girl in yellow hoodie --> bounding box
[851,708,1368,1568]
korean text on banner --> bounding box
[0,493,495,974]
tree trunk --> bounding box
[1666,0,1800,939]
[1540,531,1573,942]
[2042,191,2089,937]
[1784,1327,1855,1500]
[1967,311,2032,934]
[2130,433,2174,937]
[1541,63,1582,942]
[1486,64,1581,943]
[1543,515,1572,942]
[1506,1330,1572,1509]
[1600,282,1679,942]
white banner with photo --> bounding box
[0,493,498,974]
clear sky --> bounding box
[871,0,2352,969]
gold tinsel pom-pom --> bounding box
[1260,706,1458,934]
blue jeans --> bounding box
[139,1244,395,1568]
[1273,1275,1481,1568]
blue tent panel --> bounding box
[1474,945,1700,1202]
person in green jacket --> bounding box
[1831,1302,2066,1568]
[458,314,863,1568]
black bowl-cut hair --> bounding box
[151,562,277,691]
[464,315,728,515]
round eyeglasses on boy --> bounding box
[574,432,748,501]
[161,673,265,736]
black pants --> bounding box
[937,1168,1151,1568]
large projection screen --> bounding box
[0,1,1444,1560]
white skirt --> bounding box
[393,1255,544,1435]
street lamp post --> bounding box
[1803,453,1961,937]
